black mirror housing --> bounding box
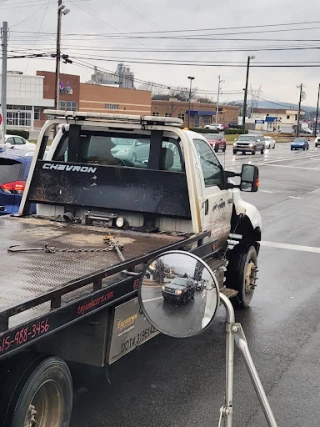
[240,164,259,192]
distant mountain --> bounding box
[228,100,316,112]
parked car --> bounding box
[0,151,35,215]
[315,135,320,148]
[291,137,309,151]
[233,134,265,155]
[228,122,242,129]
[5,134,35,151]
[162,277,196,305]
[111,137,150,162]
[264,136,276,149]
[195,279,206,291]
[205,133,227,152]
[204,123,224,131]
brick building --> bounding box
[79,84,151,115]
[151,100,239,127]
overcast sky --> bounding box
[2,0,320,106]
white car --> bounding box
[204,123,224,131]
[5,134,35,150]
[264,136,276,149]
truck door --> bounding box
[192,138,233,247]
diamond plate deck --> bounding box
[0,216,183,317]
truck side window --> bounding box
[193,139,224,189]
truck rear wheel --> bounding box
[0,354,73,427]
[226,244,258,308]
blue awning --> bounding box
[265,116,277,122]
[186,110,216,116]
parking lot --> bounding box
[69,142,320,427]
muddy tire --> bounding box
[226,245,258,308]
[0,353,73,427]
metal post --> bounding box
[219,293,278,427]
[296,84,303,138]
[187,76,194,128]
[314,83,320,137]
[220,293,235,427]
[242,56,254,134]
[233,324,278,427]
[1,21,8,135]
[54,0,62,111]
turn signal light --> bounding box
[0,180,26,194]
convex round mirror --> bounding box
[138,251,220,338]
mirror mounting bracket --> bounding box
[219,293,277,427]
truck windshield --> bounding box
[238,135,256,141]
[171,278,189,286]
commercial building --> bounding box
[0,71,54,130]
[250,108,305,131]
[151,100,239,127]
[0,70,151,131]
[79,83,151,115]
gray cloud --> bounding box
[1,0,320,106]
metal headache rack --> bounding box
[44,109,184,127]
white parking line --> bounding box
[261,241,320,254]
[262,164,320,171]
[287,196,303,200]
[260,190,274,194]
[143,296,163,303]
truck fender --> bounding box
[229,191,262,249]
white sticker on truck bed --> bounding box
[108,297,159,364]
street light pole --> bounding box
[296,83,303,138]
[188,76,194,128]
[242,55,255,134]
[216,75,224,127]
[315,83,320,137]
[54,0,70,111]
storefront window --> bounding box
[6,105,32,127]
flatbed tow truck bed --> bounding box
[0,215,205,360]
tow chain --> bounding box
[7,235,124,255]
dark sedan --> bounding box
[291,137,309,151]
[162,277,196,305]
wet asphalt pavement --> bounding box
[70,142,320,427]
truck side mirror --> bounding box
[240,164,259,192]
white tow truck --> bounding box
[0,111,261,426]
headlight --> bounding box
[118,149,128,154]
[249,144,254,148]
[233,143,237,147]
[162,286,165,291]
[175,290,182,295]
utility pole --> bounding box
[187,76,195,128]
[315,83,320,137]
[296,83,303,138]
[215,75,224,126]
[1,21,8,136]
[242,55,255,134]
[54,0,70,111]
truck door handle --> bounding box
[204,199,209,215]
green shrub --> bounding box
[6,129,30,139]
[190,128,248,135]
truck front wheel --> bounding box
[226,244,258,308]
[0,354,73,427]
